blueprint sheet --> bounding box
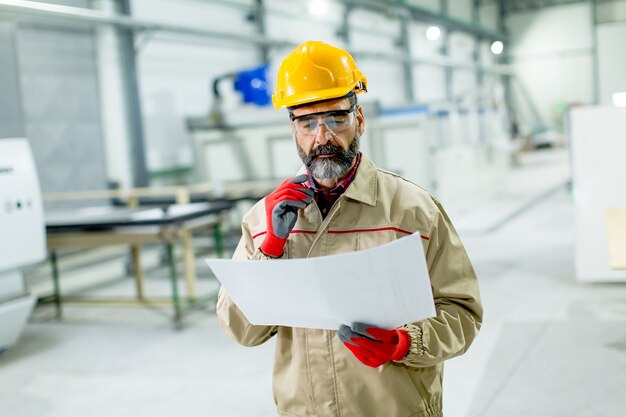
[206,233,435,330]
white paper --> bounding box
[205,233,435,330]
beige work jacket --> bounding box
[217,155,483,417]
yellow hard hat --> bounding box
[272,40,367,109]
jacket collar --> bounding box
[296,153,377,207]
[342,154,377,206]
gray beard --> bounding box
[297,132,360,180]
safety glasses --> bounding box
[290,106,356,136]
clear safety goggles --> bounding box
[290,106,356,136]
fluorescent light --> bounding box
[426,26,441,41]
[612,92,626,107]
[309,0,327,16]
[491,41,504,55]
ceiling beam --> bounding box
[339,0,508,40]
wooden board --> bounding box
[605,208,626,270]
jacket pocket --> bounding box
[402,365,443,415]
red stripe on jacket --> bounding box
[252,228,430,241]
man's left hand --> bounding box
[337,322,410,368]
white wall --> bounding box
[409,21,446,103]
[505,0,626,129]
[17,0,108,194]
[349,9,405,106]
[507,3,595,130]
[448,0,473,23]
[132,0,260,173]
[597,22,626,105]
[450,32,478,98]
[596,0,626,23]
[266,0,343,45]
[479,2,500,32]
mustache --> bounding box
[310,144,343,158]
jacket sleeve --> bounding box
[216,220,279,347]
[397,197,483,368]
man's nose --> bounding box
[314,122,332,145]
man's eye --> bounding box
[298,120,316,130]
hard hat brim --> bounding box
[273,85,364,109]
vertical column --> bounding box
[337,4,352,45]
[497,0,513,117]
[398,11,415,103]
[0,23,25,138]
[94,0,135,190]
[252,0,270,65]
[473,0,486,143]
[589,0,600,105]
[119,0,149,187]
[473,0,484,94]
[441,0,453,101]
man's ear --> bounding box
[356,105,365,137]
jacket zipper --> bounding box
[306,198,343,258]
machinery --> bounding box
[0,138,46,352]
[208,64,272,127]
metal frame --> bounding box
[0,0,512,76]
[44,213,226,329]
[340,0,507,41]
[497,0,620,13]
[0,0,293,48]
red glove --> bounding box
[338,322,410,368]
[260,174,313,258]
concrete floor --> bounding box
[1,148,625,417]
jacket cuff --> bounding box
[395,323,426,364]
[252,247,282,260]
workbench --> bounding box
[43,202,232,328]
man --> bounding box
[217,40,482,417]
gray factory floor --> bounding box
[2,148,626,417]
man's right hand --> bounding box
[260,174,314,257]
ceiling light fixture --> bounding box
[613,92,626,107]
[491,41,504,55]
[426,26,441,41]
